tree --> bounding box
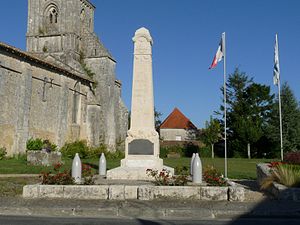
[241,83,274,158]
[201,116,221,158]
[218,68,274,158]
[267,83,300,154]
[155,108,163,132]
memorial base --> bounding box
[106,156,174,180]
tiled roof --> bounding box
[160,108,197,130]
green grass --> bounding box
[0,157,120,174]
[0,157,273,179]
[164,157,273,179]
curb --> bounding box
[1,200,300,219]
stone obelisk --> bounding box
[107,27,173,180]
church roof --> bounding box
[160,108,197,130]
[0,42,94,83]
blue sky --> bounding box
[1,0,300,128]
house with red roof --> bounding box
[159,108,198,141]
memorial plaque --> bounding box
[128,139,154,155]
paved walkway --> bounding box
[0,196,299,219]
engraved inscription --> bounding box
[128,139,154,155]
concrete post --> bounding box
[99,153,107,176]
[192,153,202,184]
[190,153,196,175]
[72,153,82,184]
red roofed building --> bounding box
[159,108,198,141]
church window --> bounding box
[47,6,58,24]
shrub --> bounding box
[198,146,211,158]
[26,138,57,152]
[284,151,300,165]
[160,145,184,158]
[88,144,108,158]
[175,165,189,175]
[60,140,89,159]
[88,144,124,159]
[146,168,189,186]
[159,146,169,158]
[183,142,199,157]
[82,164,95,185]
[40,163,74,185]
[268,161,286,168]
[106,150,125,159]
[42,140,57,153]
[0,147,7,160]
[26,138,43,151]
[261,164,300,189]
[203,165,227,186]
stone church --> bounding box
[0,0,128,155]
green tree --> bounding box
[219,68,274,158]
[201,116,221,158]
[267,82,300,154]
[155,108,163,131]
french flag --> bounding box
[209,37,224,69]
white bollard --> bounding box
[99,153,107,176]
[192,153,202,184]
[72,153,82,184]
[190,153,196,175]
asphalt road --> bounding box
[0,216,299,225]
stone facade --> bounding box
[0,0,127,155]
[160,128,194,141]
[159,108,197,141]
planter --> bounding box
[27,150,62,166]
[256,163,300,201]
[23,183,244,201]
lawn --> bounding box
[0,157,273,179]
[164,158,273,179]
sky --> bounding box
[1,0,300,128]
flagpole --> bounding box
[276,34,283,161]
[222,32,227,178]
[278,78,283,161]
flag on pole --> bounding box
[209,37,224,69]
[273,34,280,85]
[209,32,228,178]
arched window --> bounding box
[45,5,58,25]
[49,8,58,24]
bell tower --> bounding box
[26,0,95,66]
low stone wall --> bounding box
[23,184,245,201]
[256,163,271,186]
[256,163,300,201]
[27,151,62,166]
